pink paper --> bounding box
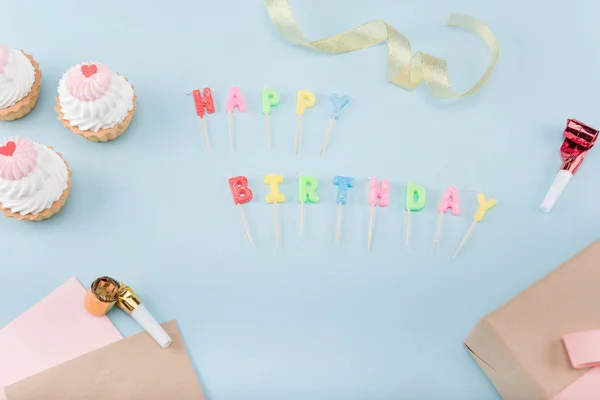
[0,277,123,399]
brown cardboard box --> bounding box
[465,240,600,400]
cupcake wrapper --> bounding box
[0,52,42,121]
[55,81,137,142]
[0,150,72,221]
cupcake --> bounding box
[0,137,71,221]
[56,62,136,142]
[0,44,42,121]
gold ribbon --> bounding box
[264,0,499,99]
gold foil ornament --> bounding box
[264,0,499,98]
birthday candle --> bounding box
[298,176,320,237]
[405,182,426,246]
[295,90,316,154]
[264,174,285,247]
[226,87,247,152]
[433,186,460,251]
[228,176,253,245]
[320,94,350,156]
[262,89,280,149]
[333,176,354,244]
[453,192,496,259]
[367,177,389,251]
[192,88,215,151]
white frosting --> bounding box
[0,143,69,215]
[0,49,36,109]
[57,69,134,132]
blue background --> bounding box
[1,0,599,399]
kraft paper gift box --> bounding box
[465,239,600,400]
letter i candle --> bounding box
[192,88,215,151]
[453,191,496,259]
[333,176,354,244]
[320,94,350,156]
[262,89,280,149]
[540,119,599,212]
[405,182,426,246]
[434,186,460,251]
[264,174,285,247]
[367,178,389,251]
[295,90,316,154]
[226,87,247,152]
[298,176,319,237]
[228,176,253,245]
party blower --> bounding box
[84,276,172,348]
[540,119,599,213]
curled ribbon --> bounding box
[264,0,500,99]
[554,331,600,399]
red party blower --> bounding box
[540,119,599,212]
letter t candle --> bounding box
[540,119,599,212]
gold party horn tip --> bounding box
[117,283,142,314]
[85,276,120,316]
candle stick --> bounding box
[298,175,320,237]
[262,89,280,150]
[367,177,389,251]
[320,94,349,156]
[192,88,215,151]
[405,181,426,246]
[264,174,285,247]
[295,90,316,154]
[228,176,254,245]
[226,86,247,152]
[433,186,460,251]
[333,176,354,244]
[453,191,496,259]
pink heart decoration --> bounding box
[0,141,16,157]
[81,64,98,78]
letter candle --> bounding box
[320,94,350,156]
[405,182,426,246]
[434,186,460,251]
[192,88,216,151]
[228,176,253,245]
[333,176,354,244]
[367,177,389,251]
[295,90,316,154]
[225,87,247,152]
[262,89,280,149]
[453,191,496,259]
[264,174,285,247]
[298,176,320,237]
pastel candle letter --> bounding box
[333,176,355,205]
[228,176,253,204]
[330,93,350,119]
[262,89,280,115]
[369,178,389,207]
[226,87,247,113]
[438,186,460,215]
[296,90,316,116]
[193,88,216,117]
[405,182,426,211]
[474,192,497,222]
[264,174,285,203]
[298,176,320,204]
